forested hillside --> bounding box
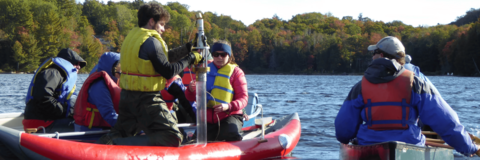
[1,0,480,76]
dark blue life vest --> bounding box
[25,57,78,117]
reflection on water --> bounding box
[1,74,480,159]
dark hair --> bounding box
[212,39,236,64]
[112,61,119,75]
[137,3,170,27]
[378,49,406,65]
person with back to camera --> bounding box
[97,2,202,146]
[73,52,121,131]
[185,40,248,142]
[23,48,86,133]
[335,36,480,156]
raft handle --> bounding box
[257,104,268,143]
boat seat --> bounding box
[243,92,259,128]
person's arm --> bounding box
[167,79,196,122]
[30,68,67,118]
[415,77,478,156]
[185,83,196,101]
[88,80,118,127]
[139,37,195,79]
[335,81,363,144]
[227,67,248,112]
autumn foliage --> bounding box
[1,0,479,76]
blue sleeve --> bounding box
[88,80,118,127]
[335,82,364,144]
[167,78,186,91]
[414,78,477,156]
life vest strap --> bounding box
[209,72,230,79]
[366,99,411,127]
[86,108,99,129]
[211,86,234,93]
[401,99,407,126]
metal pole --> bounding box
[194,12,209,146]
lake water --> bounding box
[1,74,480,159]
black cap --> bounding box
[56,48,87,68]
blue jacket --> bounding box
[76,52,120,131]
[335,58,477,156]
[404,63,440,96]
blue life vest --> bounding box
[25,57,78,117]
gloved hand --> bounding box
[185,42,193,52]
[189,51,203,65]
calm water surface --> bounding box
[1,74,480,159]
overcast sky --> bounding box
[76,0,480,27]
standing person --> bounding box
[97,3,202,146]
[186,40,248,142]
[23,48,86,133]
[335,36,480,156]
[73,52,121,131]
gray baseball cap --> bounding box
[368,36,405,58]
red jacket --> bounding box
[185,63,248,123]
[160,75,181,110]
[73,71,121,128]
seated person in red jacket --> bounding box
[73,52,121,131]
[186,40,248,141]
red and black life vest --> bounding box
[361,70,414,131]
[73,71,121,129]
[160,75,181,111]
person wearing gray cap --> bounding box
[335,36,480,156]
[23,48,87,133]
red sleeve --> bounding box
[185,85,196,101]
[228,67,248,112]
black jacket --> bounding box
[139,37,196,79]
[24,49,86,120]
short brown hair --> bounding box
[378,49,406,65]
[137,3,170,27]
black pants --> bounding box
[98,90,183,146]
[206,114,244,142]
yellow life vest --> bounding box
[120,27,169,92]
[206,63,237,108]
